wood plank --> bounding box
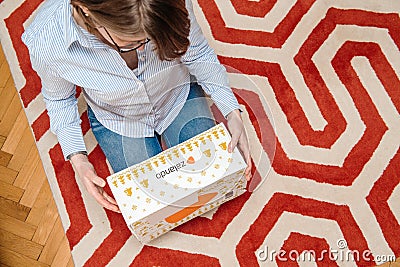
[38,217,66,265]
[0,135,6,148]
[0,150,12,166]
[13,145,40,189]
[0,164,18,184]
[0,44,5,64]
[0,211,36,240]
[0,246,48,267]
[0,77,16,121]
[7,126,35,171]
[1,109,28,154]
[0,196,30,221]
[0,228,43,260]
[50,236,71,267]
[0,180,24,203]
[0,45,10,90]
[0,92,22,137]
[26,182,52,226]
[32,198,58,245]
[66,257,75,267]
[0,59,11,89]
[19,162,46,208]
[32,199,58,245]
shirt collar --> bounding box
[63,1,109,50]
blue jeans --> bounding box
[87,83,216,173]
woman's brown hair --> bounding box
[70,0,190,61]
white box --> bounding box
[107,123,247,243]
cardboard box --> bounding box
[107,123,247,243]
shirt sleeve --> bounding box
[181,0,240,117]
[28,53,87,160]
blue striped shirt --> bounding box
[22,0,240,159]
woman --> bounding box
[22,0,252,213]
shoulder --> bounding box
[22,0,67,58]
[185,0,195,15]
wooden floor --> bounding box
[0,45,399,267]
[0,46,74,266]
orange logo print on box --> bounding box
[165,192,218,223]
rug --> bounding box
[0,0,399,266]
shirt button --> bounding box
[140,55,146,61]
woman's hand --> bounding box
[226,109,252,181]
[70,153,120,213]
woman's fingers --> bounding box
[102,191,121,213]
[237,133,252,181]
[76,163,119,212]
[228,133,240,153]
[226,110,253,181]
[84,179,120,212]
[86,170,106,188]
[102,190,119,206]
[244,155,252,181]
[70,154,120,212]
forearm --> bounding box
[43,91,87,160]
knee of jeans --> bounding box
[178,117,216,143]
[121,137,162,167]
[108,156,128,173]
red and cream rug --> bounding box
[1,0,399,266]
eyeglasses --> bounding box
[102,27,150,53]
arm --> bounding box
[181,0,252,180]
[28,53,120,212]
[181,0,240,118]
[32,57,86,160]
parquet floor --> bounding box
[0,46,73,266]
[0,43,399,267]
